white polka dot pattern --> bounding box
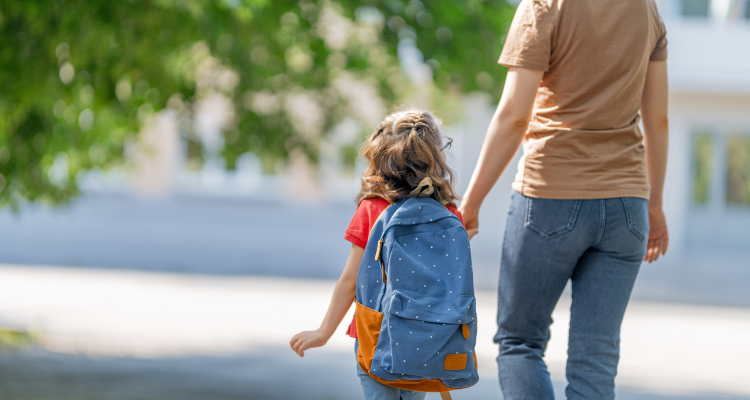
[353,197,477,386]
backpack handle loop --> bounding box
[408,177,434,198]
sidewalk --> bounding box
[0,265,748,399]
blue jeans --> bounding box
[496,191,648,400]
[355,340,426,400]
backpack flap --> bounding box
[388,289,476,325]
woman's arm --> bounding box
[459,67,544,235]
[290,243,364,357]
[641,60,670,263]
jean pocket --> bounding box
[621,197,649,241]
[524,197,582,240]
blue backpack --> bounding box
[354,194,479,395]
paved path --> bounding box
[0,265,748,399]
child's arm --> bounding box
[290,243,364,357]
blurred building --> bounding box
[123,0,750,271]
[442,0,750,268]
[655,0,750,253]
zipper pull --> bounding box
[374,239,384,260]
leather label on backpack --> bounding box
[444,354,467,370]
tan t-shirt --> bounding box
[500,0,667,199]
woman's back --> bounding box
[499,0,667,199]
[539,0,666,129]
[460,1,671,397]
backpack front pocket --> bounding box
[378,290,476,380]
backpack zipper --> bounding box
[374,239,384,261]
[375,239,387,284]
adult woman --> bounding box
[458,0,670,399]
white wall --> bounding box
[661,6,750,253]
[666,20,750,94]
[668,91,750,252]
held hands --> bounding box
[459,204,479,240]
[644,205,669,263]
[290,329,329,357]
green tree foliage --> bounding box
[0,0,515,207]
[368,1,516,97]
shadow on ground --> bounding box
[0,346,745,400]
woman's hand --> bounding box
[290,329,329,357]
[644,206,669,263]
[459,204,479,240]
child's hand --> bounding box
[467,228,479,240]
[290,329,329,357]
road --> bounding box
[0,266,748,400]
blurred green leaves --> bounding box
[0,327,37,349]
[0,0,515,207]
[692,133,713,206]
[726,135,750,205]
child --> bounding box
[290,109,476,400]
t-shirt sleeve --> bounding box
[498,0,554,72]
[344,206,371,249]
[446,204,465,227]
[344,198,389,249]
[650,12,668,61]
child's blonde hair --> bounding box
[356,109,458,205]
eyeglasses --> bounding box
[441,137,453,152]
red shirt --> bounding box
[344,197,464,338]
